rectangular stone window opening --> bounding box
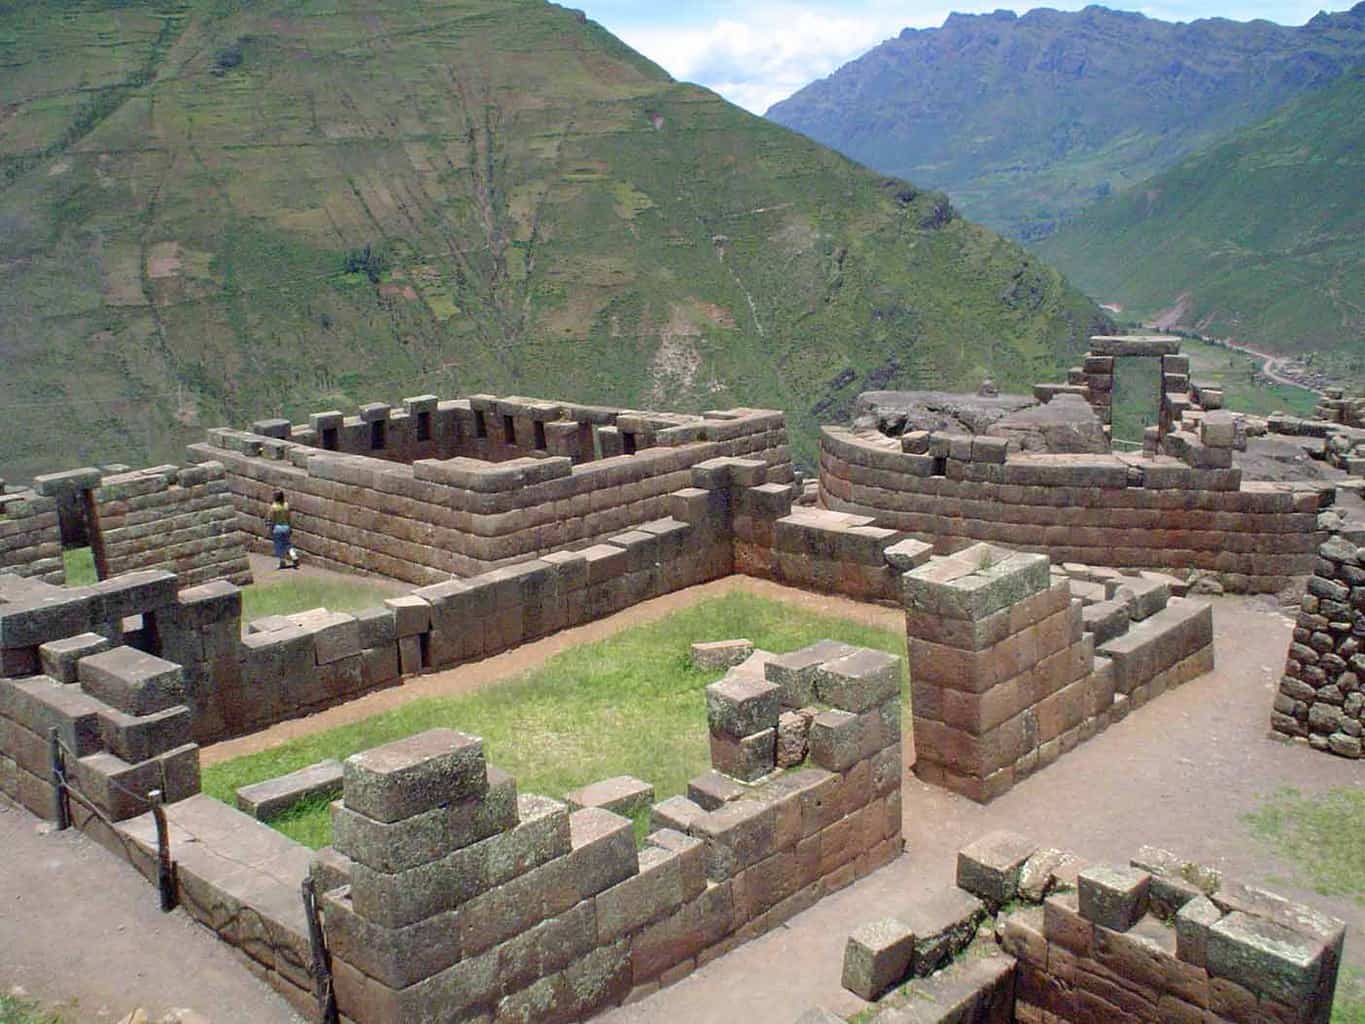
[415,410,432,443]
[369,419,386,451]
[622,431,638,455]
[321,427,339,451]
[1110,357,1163,447]
[474,410,488,439]
[533,421,547,451]
[502,414,516,445]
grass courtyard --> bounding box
[201,592,907,849]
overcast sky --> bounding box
[574,0,1343,113]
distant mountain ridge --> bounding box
[768,3,1365,241]
[0,0,1106,480]
[1036,67,1365,356]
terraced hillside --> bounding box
[1038,68,1365,356]
[0,0,1107,480]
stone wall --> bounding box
[905,543,1214,802]
[1271,535,1365,757]
[196,402,791,584]
[816,831,1344,1024]
[0,491,62,584]
[820,424,1330,593]
[93,462,252,588]
[316,637,900,1024]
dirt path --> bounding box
[0,804,303,1023]
[600,595,1365,1023]
[203,575,903,765]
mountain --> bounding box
[767,4,1365,242]
[1035,67,1365,356]
[0,0,1107,481]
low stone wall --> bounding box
[820,425,1331,593]
[196,404,791,583]
[315,638,900,1023]
[905,544,1214,802]
[0,491,63,584]
[1272,535,1365,756]
[93,462,252,588]
[816,831,1344,1024]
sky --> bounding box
[574,0,1344,114]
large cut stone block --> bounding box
[690,639,755,671]
[842,918,916,1000]
[709,728,775,782]
[236,759,343,820]
[764,641,856,707]
[98,704,192,763]
[565,775,655,818]
[902,546,1052,622]
[1207,910,1332,1007]
[706,674,780,738]
[568,806,638,900]
[78,648,185,716]
[814,648,901,712]
[333,766,518,873]
[957,830,1037,909]
[342,728,487,824]
[1078,864,1151,931]
[38,633,111,684]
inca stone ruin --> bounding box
[2,339,1363,1023]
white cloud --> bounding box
[615,4,919,113]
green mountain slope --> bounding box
[1036,68,1365,355]
[0,0,1107,480]
[767,4,1365,242]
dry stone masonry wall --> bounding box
[197,395,791,583]
[1272,535,1365,756]
[820,423,1330,593]
[905,543,1214,802]
[0,490,62,583]
[812,831,1344,1024]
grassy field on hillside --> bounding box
[1182,339,1320,418]
[202,592,906,848]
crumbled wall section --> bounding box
[0,491,62,584]
[820,425,1330,593]
[195,400,791,584]
[816,832,1344,1024]
[1272,535,1365,757]
[93,462,252,588]
[316,639,901,1024]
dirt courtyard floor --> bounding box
[3,583,1360,1022]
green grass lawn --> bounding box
[0,994,64,1024]
[238,574,400,623]
[202,592,906,848]
[1246,787,1365,1022]
[60,547,96,587]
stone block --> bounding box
[1201,411,1240,449]
[650,794,707,833]
[1207,910,1331,1006]
[814,648,901,713]
[1089,335,1181,357]
[565,775,655,818]
[957,830,1037,909]
[691,639,755,671]
[332,766,519,873]
[764,641,856,707]
[706,674,780,738]
[1175,894,1222,968]
[902,546,1051,622]
[569,806,639,899]
[0,676,104,756]
[885,538,934,572]
[342,729,487,824]
[899,885,989,976]
[288,609,362,665]
[1077,864,1151,931]
[38,633,111,684]
[842,918,916,1000]
[710,728,776,782]
[235,759,343,820]
[808,709,861,772]
[78,647,185,716]
[691,798,775,880]
[382,596,430,638]
[98,704,192,763]
[687,770,748,811]
[777,710,813,768]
